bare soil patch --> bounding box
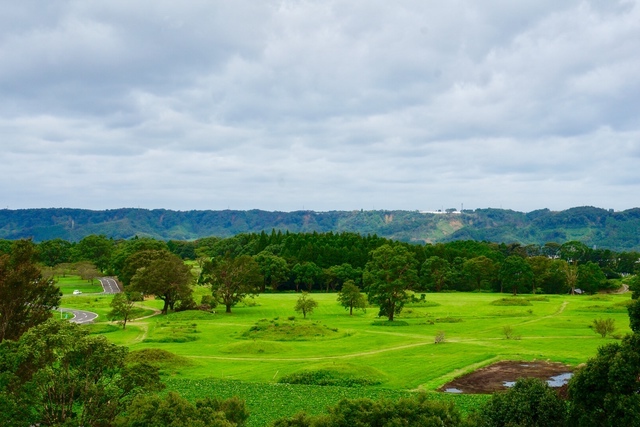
[439,360,573,395]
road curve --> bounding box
[60,308,99,324]
[99,277,122,294]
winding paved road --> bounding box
[61,308,99,324]
[99,277,122,293]
[61,277,120,324]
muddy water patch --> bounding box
[439,361,574,394]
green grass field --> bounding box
[62,289,633,426]
[56,275,104,295]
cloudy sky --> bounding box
[1,1,639,213]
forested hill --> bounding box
[1,206,640,251]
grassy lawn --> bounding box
[55,275,104,295]
[63,290,633,426]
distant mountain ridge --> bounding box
[1,206,640,251]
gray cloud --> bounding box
[1,0,639,213]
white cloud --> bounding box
[0,0,639,212]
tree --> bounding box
[128,250,194,315]
[0,319,163,427]
[115,392,248,427]
[72,234,113,273]
[477,378,567,427]
[462,256,496,291]
[577,262,607,294]
[111,237,168,279]
[254,252,289,292]
[568,333,640,426]
[205,256,263,314]
[563,261,579,295]
[499,256,534,295]
[0,240,61,343]
[37,238,72,267]
[337,280,366,315]
[628,299,640,333]
[108,291,141,329]
[421,256,451,292]
[324,263,361,293]
[76,261,101,284]
[592,318,616,338]
[364,244,418,321]
[292,262,323,292]
[294,292,318,319]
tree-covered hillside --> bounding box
[1,206,639,251]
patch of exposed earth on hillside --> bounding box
[439,361,574,396]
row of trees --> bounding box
[10,232,637,298]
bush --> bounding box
[270,394,464,427]
[592,318,616,338]
[476,378,567,427]
[278,370,380,387]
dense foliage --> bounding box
[0,240,60,342]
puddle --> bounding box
[503,372,572,388]
[547,372,573,387]
[444,388,463,393]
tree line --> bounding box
[10,231,638,295]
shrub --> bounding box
[476,378,567,427]
[434,331,446,344]
[592,318,616,338]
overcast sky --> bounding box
[1,1,639,213]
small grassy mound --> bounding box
[85,323,120,334]
[490,298,532,306]
[586,295,612,301]
[526,296,549,302]
[222,341,289,355]
[579,305,628,313]
[435,317,464,323]
[144,322,200,343]
[278,369,382,387]
[242,318,342,341]
[164,310,217,321]
[371,320,409,327]
[126,348,193,375]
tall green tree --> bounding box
[128,250,194,315]
[292,262,323,292]
[462,256,496,291]
[254,252,289,292]
[364,244,418,321]
[37,238,73,267]
[204,256,263,314]
[0,240,61,343]
[421,256,452,292]
[499,256,534,295]
[577,262,607,294]
[72,234,114,273]
[337,280,366,315]
[0,319,163,427]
